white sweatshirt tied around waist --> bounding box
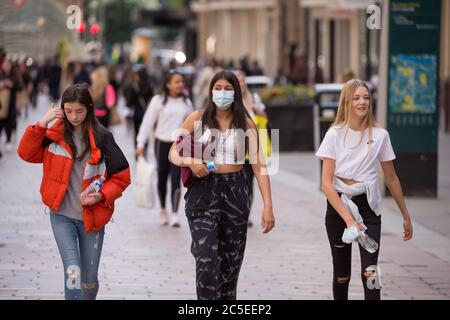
[333,173,381,231]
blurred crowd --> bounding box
[0,46,272,160]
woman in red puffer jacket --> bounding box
[17,83,130,300]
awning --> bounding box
[191,0,275,12]
[300,0,380,9]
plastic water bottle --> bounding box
[357,231,379,253]
[81,176,105,197]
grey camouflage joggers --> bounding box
[184,170,252,300]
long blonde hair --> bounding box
[332,79,377,150]
[90,66,109,101]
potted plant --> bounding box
[260,84,315,107]
[260,84,316,151]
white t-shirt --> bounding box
[137,94,193,147]
[315,125,396,181]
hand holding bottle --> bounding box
[80,177,105,206]
[80,192,104,206]
[357,231,379,253]
[342,224,379,253]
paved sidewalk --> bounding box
[0,95,449,300]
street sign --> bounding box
[387,0,441,196]
[388,0,440,152]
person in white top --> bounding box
[192,58,222,109]
[136,71,193,227]
[168,70,275,300]
[316,79,413,300]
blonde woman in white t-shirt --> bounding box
[316,79,413,300]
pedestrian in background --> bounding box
[0,60,22,152]
[16,62,32,118]
[31,58,50,108]
[339,69,355,83]
[136,70,193,227]
[316,79,413,300]
[169,70,275,300]
[17,83,130,300]
[235,70,268,228]
[0,47,5,68]
[123,65,153,144]
[73,61,91,86]
[90,66,116,128]
[48,56,61,103]
[193,58,222,108]
[60,61,75,93]
[107,64,120,95]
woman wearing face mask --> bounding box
[17,83,131,300]
[316,79,413,300]
[169,70,275,300]
[136,71,194,227]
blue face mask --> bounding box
[342,225,360,244]
[212,90,234,110]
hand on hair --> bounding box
[38,104,64,127]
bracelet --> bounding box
[206,161,216,172]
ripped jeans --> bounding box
[325,193,381,300]
[50,214,105,300]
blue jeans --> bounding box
[50,213,105,300]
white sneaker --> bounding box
[5,143,13,152]
[170,214,180,228]
[160,210,169,226]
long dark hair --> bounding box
[61,83,108,161]
[159,70,187,106]
[201,70,256,157]
[201,70,251,131]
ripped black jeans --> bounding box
[325,193,381,300]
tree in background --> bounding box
[83,0,138,45]
[82,0,186,46]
